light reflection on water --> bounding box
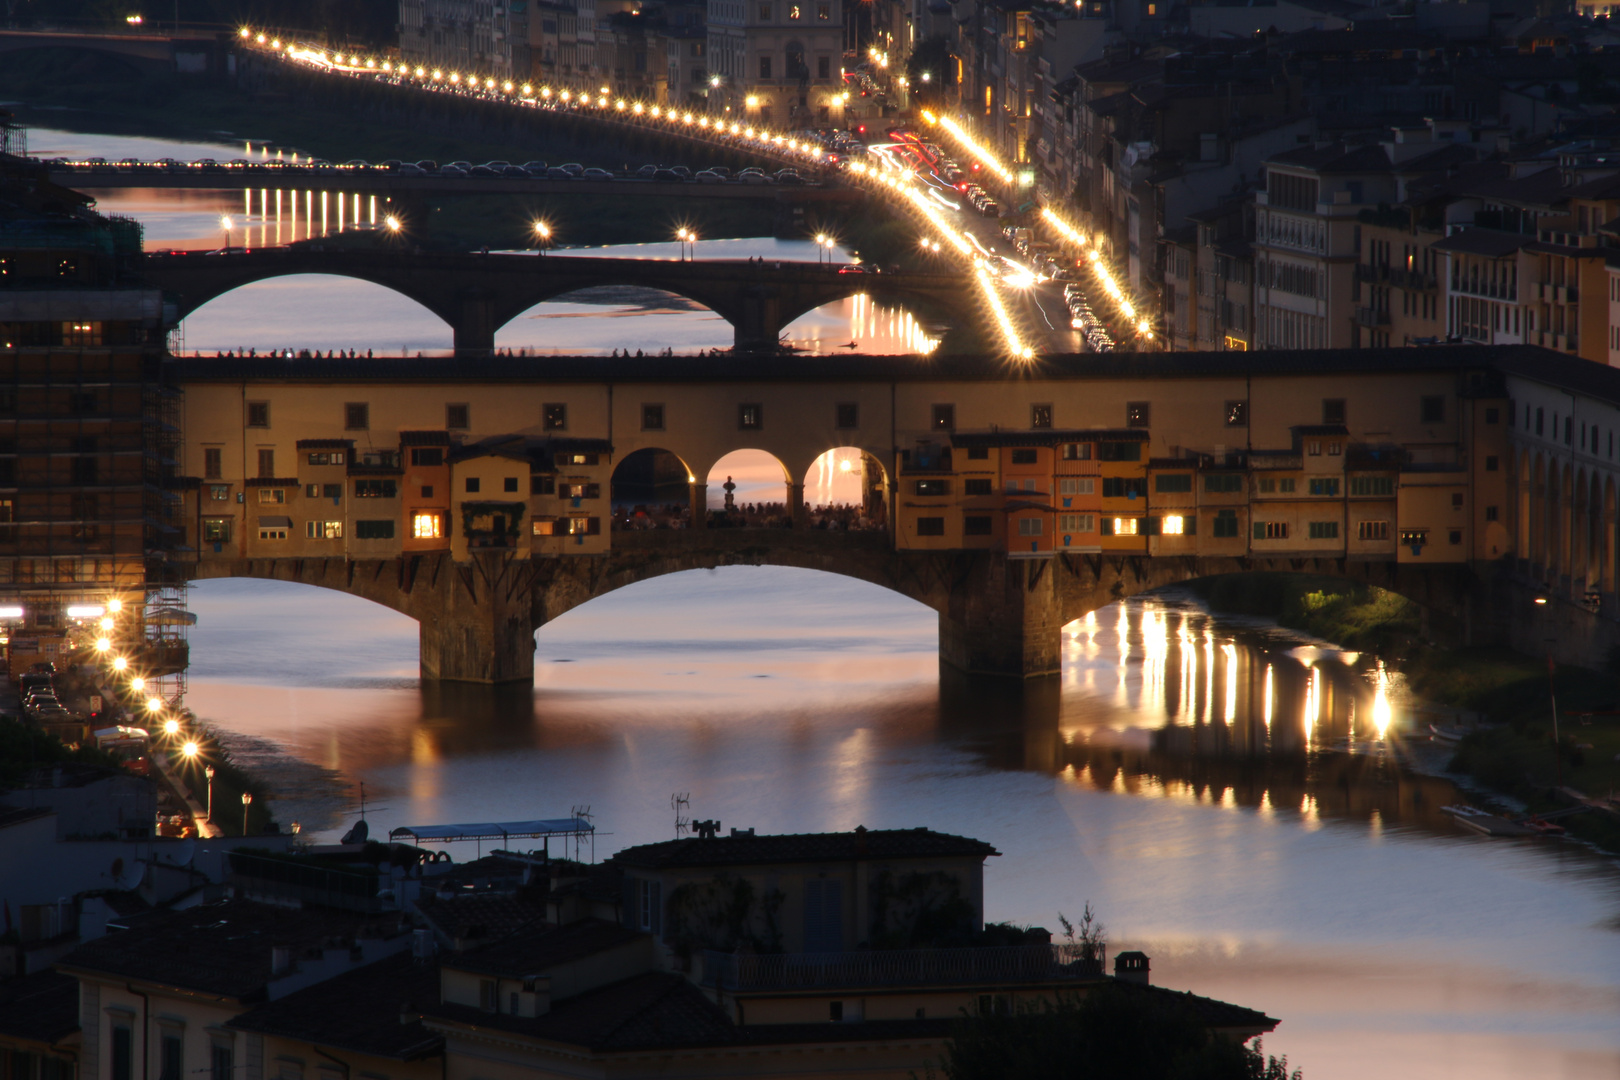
[180,573,1620,1080]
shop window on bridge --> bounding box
[967,446,989,460]
[1485,506,1499,522]
[257,449,275,477]
[344,403,369,431]
[643,403,666,431]
[1102,477,1145,498]
[1309,478,1339,496]
[1126,401,1150,428]
[916,517,946,536]
[1007,478,1039,493]
[61,321,102,346]
[410,448,442,466]
[413,512,443,539]
[533,518,559,536]
[308,451,346,466]
[466,477,481,494]
[1154,474,1192,493]
[356,520,395,539]
[932,404,955,431]
[964,478,993,495]
[1257,478,1295,494]
[1059,514,1095,533]
[1098,442,1140,462]
[1322,398,1346,425]
[532,476,556,495]
[1254,521,1288,540]
[543,403,568,431]
[1059,478,1095,496]
[258,525,288,541]
[204,448,223,479]
[504,477,520,493]
[1359,520,1390,541]
[1161,514,1193,535]
[568,453,599,466]
[1225,400,1248,427]
[964,515,993,535]
[915,479,949,496]
[257,488,285,504]
[1420,395,1445,424]
[356,479,397,498]
[835,402,858,429]
[738,404,764,431]
[247,402,269,428]
[1349,477,1394,496]
[1101,517,1139,536]
[1308,521,1339,540]
[1017,517,1044,536]
[209,485,230,501]
[563,482,601,499]
[446,403,470,430]
[1031,404,1053,429]
[1212,509,1239,537]
[306,520,343,539]
[1011,449,1038,465]
[568,516,601,535]
[1062,443,1091,460]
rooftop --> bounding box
[446,919,645,978]
[609,827,1000,870]
[0,970,78,1047]
[228,951,442,1060]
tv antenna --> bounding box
[671,793,690,838]
[570,805,594,861]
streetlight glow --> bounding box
[130,677,145,692]
[94,637,111,652]
[146,697,163,712]
[164,718,180,736]
[182,741,199,758]
[112,656,128,671]
[106,598,122,613]
[99,616,114,631]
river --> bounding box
[32,125,1620,1080]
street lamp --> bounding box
[164,718,180,738]
[816,233,828,265]
[384,214,401,234]
[130,676,145,693]
[241,791,252,836]
[205,765,215,822]
[534,220,551,254]
[181,740,198,761]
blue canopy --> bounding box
[389,818,593,844]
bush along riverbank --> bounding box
[1189,573,1620,853]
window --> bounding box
[1485,407,1500,424]
[1212,509,1239,537]
[257,449,275,478]
[916,516,946,536]
[835,402,858,428]
[1204,474,1243,493]
[1253,521,1288,540]
[307,451,347,466]
[738,403,763,430]
[1358,520,1390,540]
[968,446,989,460]
[1161,514,1190,535]
[915,479,949,496]
[568,516,601,535]
[532,518,559,536]
[411,448,443,466]
[480,979,498,1012]
[1031,404,1053,429]
[1322,398,1346,425]
[1420,395,1445,423]
[759,2,772,16]
[818,1,829,15]
[413,512,443,539]
[203,518,232,542]
[247,401,270,427]
[305,520,343,539]
[1102,516,1139,536]
[1062,443,1091,460]
[209,484,229,501]
[160,1035,182,1080]
[1349,477,1394,496]
[204,448,222,479]
[1309,479,1339,496]
[1098,442,1141,462]
[356,520,395,539]
[504,477,519,493]
[344,403,369,430]
[1400,528,1428,547]
[532,476,555,495]
[257,525,287,540]
[1059,514,1095,533]
[1327,442,1342,456]
[1536,406,1544,435]
[466,477,481,493]
[1308,521,1339,539]
[1154,474,1192,493]
[1017,517,1044,536]
[1449,529,1463,545]
[446,403,470,429]
[1307,441,1322,456]
[1485,505,1499,522]
[1010,449,1037,465]
[964,478,993,495]
[818,56,830,79]
[642,403,665,431]
[1102,477,1145,498]
[1225,400,1248,427]
[931,404,955,431]
[209,1045,232,1080]
[1485,455,1499,471]
[355,479,397,498]
[306,483,319,498]
[323,483,342,499]
[1058,478,1095,495]
[759,55,772,78]
[543,403,568,430]
[257,488,285,504]
[964,515,993,535]
[1126,401,1150,428]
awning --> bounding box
[389,818,594,844]
[145,607,197,626]
[258,515,293,527]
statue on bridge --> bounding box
[723,476,737,511]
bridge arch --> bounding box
[177,272,455,354]
[774,280,960,343]
[493,285,728,355]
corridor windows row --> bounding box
[245,401,473,432]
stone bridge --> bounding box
[0,28,230,75]
[186,531,1489,683]
[144,249,972,353]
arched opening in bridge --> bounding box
[494,286,727,356]
[706,449,791,516]
[804,447,889,530]
[611,447,696,528]
[177,274,452,356]
[781,293,942,355]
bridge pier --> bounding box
[734,286,783,352]
[690,482,708,529]
[939,555,1065,677]
[417,552,536,684]
[788,483,806,527]
[454,295,498,356]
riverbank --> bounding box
[1189,573,1620,851]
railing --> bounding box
[702,943,1103,991]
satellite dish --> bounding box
[171,839,197,868]
[112,858,145,891]
[339,818,369,845]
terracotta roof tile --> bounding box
[228,952,443,1060]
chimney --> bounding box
[1114,950,1150,985]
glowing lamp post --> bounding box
[241,792,252,836]
[204,765,215,822]
[533,220,551,254]
[220,215,232,252]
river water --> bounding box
[33,125,1620,1080]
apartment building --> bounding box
[707,0,845,126]
[399,0,519,74]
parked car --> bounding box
[398,163,426,176]
[439,165,468,176]
[415,160,439,171]
[652,168,683,182]
[521,160,549,174]
[634,164,659,179]
[468,164,497,176]
[695,169,726,183]
[558,162,584,176]
[668,166,692,179]
[501,165,529,177]
[582,167,613,179]
[546,166,574,179]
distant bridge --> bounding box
[0,28,231,75]
[143,248,971,352]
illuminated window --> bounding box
[305,520,343,539]
[413,513,442,539]
[61,321,102,346]
[209,484,229,501]
[257,488,285,504]
[1103,517,1139,536]
[1162,515,1185,535]
[788,3,801,17]
[1254,521,1288,540]
[202,518,232,542]
[568,516,600,535]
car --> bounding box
[652,168,683,182]
[24,690,59,707]
[581,167,613,179]
[438,165,467,176]
[309,158,333,168]
[416,160,439,171]
[344,159,369,168]
[738,170,772,184]
[668,165,692,179]
[381,159,403,169]
[468,164,497,176]
[398,163,426,176]
[980,201,1001,217]
[634,164,659,179]
[706,165,731,178]
[546,166,574,179]
[558,162,584,176]
[521,160,549,173]
[837,264,867,274]
[501,165,529,177]
[695,169,726,183]
[446,160,473,171]
[484,160,511,170]
[773,169,803,185]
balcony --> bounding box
[1538,282,1577,304]
[702,944,1103,991]
[1354,306,1391,327]
[1388,268,1437,291]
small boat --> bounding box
[1442,805,1536,837]
[1519,815,1567,836]
[1429,724,1466,745]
